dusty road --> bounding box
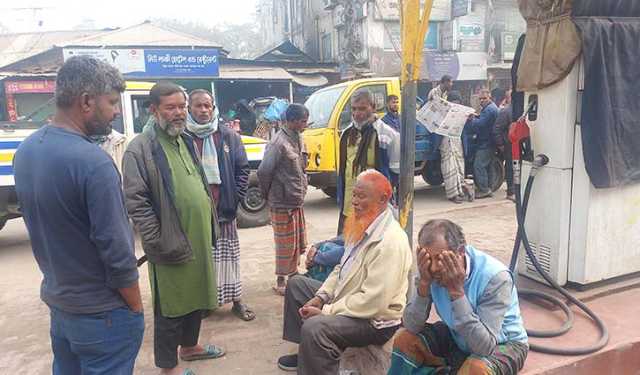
[0,179,518,374]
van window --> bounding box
[339,84,388,131]
[304,86,346,129]
[131,95,152,134]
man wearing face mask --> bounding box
[185,89,255,322]
[14,56,144,374]
[337,89,400,234]
[123,82,225,375]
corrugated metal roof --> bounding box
[0,29,104,68]
[62,22,223,49]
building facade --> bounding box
[258,0,525,102]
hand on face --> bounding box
[417,247,433,284]
[436,251,466,300]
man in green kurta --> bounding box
[123,82,224,375]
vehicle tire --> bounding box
[421,160,444,186]
[236,172,271,229]
[488,156,505,192]
[321,186,337,199]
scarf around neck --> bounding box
[186,111,221,185]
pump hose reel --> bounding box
[507,116,609,355]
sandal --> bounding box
[272,285,286,296]
[180,344,226,362]
[232,303,256,321]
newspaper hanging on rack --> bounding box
[417,96,476,137]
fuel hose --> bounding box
[509,155,609,355]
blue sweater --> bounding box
[14,126,139,314]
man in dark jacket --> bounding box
[494,102,515,201]
[123,82,225,374]
[186,89,255,321]
[467,89,499,198]
[258,103,310,295]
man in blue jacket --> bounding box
[467,89,499,198]
[389,219,528,374]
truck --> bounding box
[302,77,505,197]
[0,81,271,231]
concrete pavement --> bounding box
[1,179,638,374]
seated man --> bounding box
[389,219,528,375]
[303,236,345,283]
[279,169,413,374]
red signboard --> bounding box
[4,80,56,94]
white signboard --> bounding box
[63,48,146,74]
[417,96,476,137]
[375,0,451,21]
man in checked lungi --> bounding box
[388,219,528,375]
[186,89,256,321]
[258,103,310,295]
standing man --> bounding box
[435,90,472,204]
[186,89,256,321]
[123,82,225,375]
[381,94,400,132]
[258,103,310,295]
[13,56,144,374]
[337,90,400,233]
[494,101,515,202]
[467,89,499,198]
[427,75,453,102]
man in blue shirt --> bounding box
[468,89,499,198]
[13,56,144,375]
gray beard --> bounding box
[158,117,185,137]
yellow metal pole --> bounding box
[399,0,434,245]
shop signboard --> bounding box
[4,80,55,94]
[502,31,520,60]
[63,48,220,77]
[452,0,470,18]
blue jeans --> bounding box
[474,147,494,192]
[50,306,145,375]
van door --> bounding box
[121,90,152,141]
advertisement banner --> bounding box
[63,48,220,78]
[374,0,451,21]
[425,52,487,81]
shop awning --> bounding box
[289,73,328,87]
[218,64,330,87]
[218,65,292,80]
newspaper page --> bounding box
[417,96,476,137]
